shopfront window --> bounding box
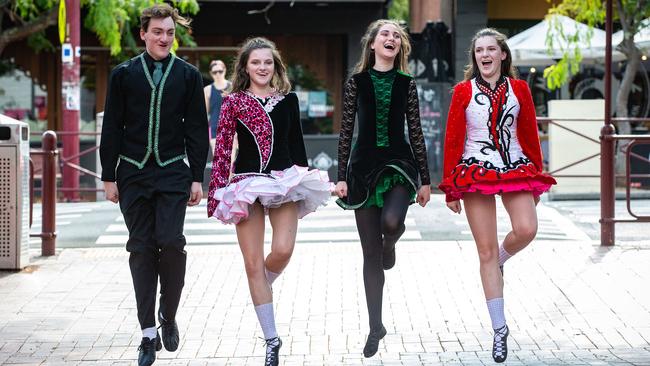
[288,63,334,134]
[0,61,47,139]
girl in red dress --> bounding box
[439,28,556,363]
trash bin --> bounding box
[0,114,30,269]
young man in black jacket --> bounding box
[99,4,208,365]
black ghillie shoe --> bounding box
[158,312,179,352]
[137,334,161,366]
[363,325,387,358]
[492,324,509,363]
[264,337,282,366]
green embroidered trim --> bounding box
[119,53,185,170]
[119,154,147,169]
[369,68,396,148]
[335,164,417,210]
[397,70,412,77]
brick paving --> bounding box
[1,238,650,365]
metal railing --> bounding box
[30,131,103,196]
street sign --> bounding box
[61,43,73,63]
[58,0,66,44]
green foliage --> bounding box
[26,30,55,52]
[81,0,199,56]
[4,0,199,58]
[387,0,408,23]
[544,0,650,89]
[13,0,57,20]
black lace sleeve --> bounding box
[337,77,358,182]
[406,78,431,186]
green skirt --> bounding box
[363,170,416,208]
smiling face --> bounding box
[246,48,275,90]
[371,23,402,62]
[474,35,507,80]
[140,17,175,60]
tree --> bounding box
[0,0,199,58]
[388,0,408,22]
[544,0,650,182]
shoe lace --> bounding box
[262,337,280,364]
[138,338,154,352]
[493,325,508,357]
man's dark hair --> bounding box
[140,3,191,31]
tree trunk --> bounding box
[0,8,57,58]
[614,38,640,186]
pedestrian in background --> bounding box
[203,59,232,154]
[439,28,557,363]
[207,37,331,366]
[334,19,431,358]
[99,4,209,366]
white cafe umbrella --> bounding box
[613,18,650,51]
[507,14,624,66]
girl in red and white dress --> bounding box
[439,28,556,363]
[207,37,331,366]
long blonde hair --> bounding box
[230,37,291,94]
[353,19,411,74]
[463,28,518,81]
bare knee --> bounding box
[270,244,293,263]
[243,257,265,279]
[514,221,537,243]
[476,244,498,265]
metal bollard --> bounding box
[41,131,58,256]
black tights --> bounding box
[354,184,411,331]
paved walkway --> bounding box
[1,237,650,365]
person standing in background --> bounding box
[204,59,232,153]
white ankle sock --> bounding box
[142,326,157,340]
[486,297,506,330]
[498,245,512,266]
[254,303,278,340]
[265,268,281,285]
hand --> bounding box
[104,181,119,203]
[446,200,462,214]
[416,185,431,207]
[334,181,348,198]
[188,182,203,206]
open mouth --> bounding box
[481,60,493,67]
[384,43,396,50]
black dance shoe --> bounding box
[158,312,179,352]
[264,337,282,366]
[137,334,161,366]
[363,325,387,358]
[492,324,509,363]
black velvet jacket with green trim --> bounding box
[100,52,209,182]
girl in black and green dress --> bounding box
[334,19,431,358]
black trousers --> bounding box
[117,159,192,329]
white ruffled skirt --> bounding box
[211,165,332,224]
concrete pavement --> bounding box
[2,238,650,364]
[4,197,650,365]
